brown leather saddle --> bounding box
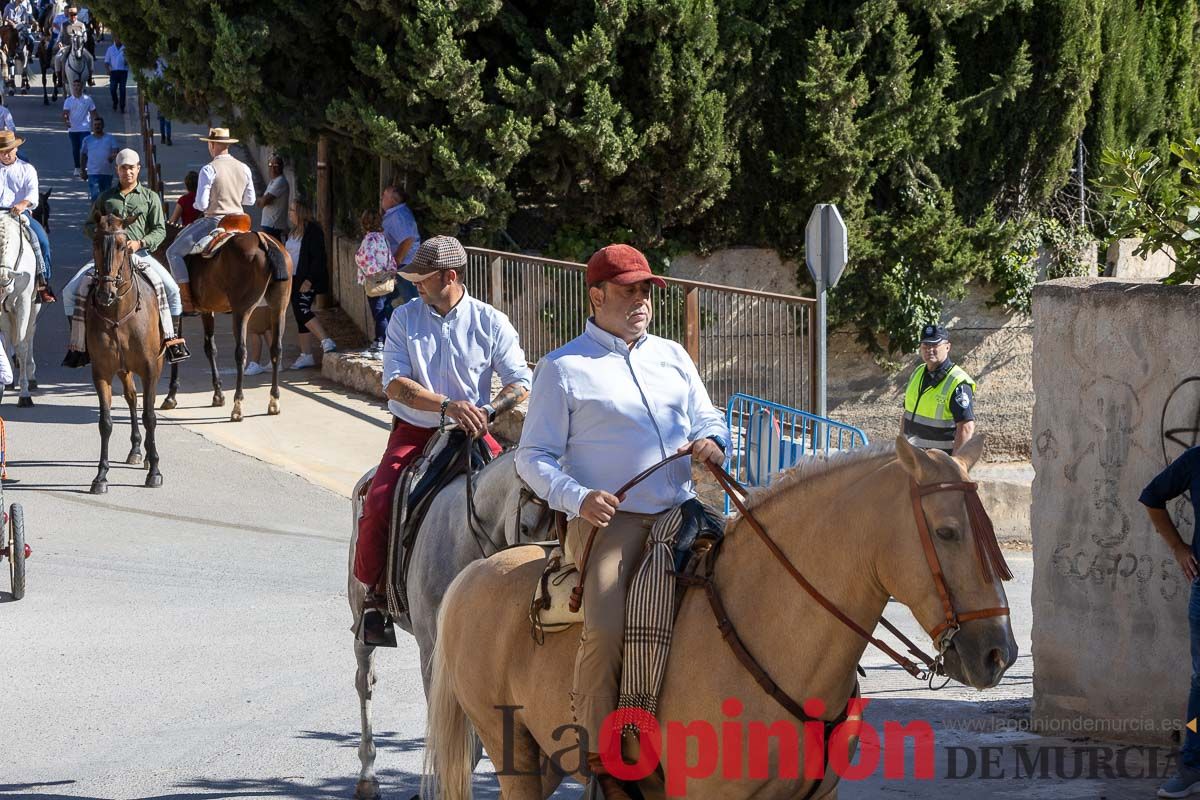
[198,213,253,258]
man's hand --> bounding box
[8,200,27,216]
[679,438,724,466]
[579,490,620,528]
[444,399,489,438]
[1173,540,1199,582]
[126,240,142,253]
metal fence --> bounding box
[724,392,869,511]
[463,248,818,411]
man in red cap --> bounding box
[516,243,729,798]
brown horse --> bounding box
[157,222,291,422]
[86,214,164,494]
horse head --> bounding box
[92,212,137,308]
[886,435,1018,690]
[67,28,82,57]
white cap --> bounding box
[114,148,140,166]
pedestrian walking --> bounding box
[284,199,336,370]
[168,170,200,226]
[355,209,393,358]
[61,78,94,177]
[153,57,172,145]
[1141,446,1200,798]
[103,35,126,112]
[78,115,116,200]
[380,184,420,306]
[257,154,288,240]
[900,323,976,455]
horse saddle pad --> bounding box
[192,214,253,259]
[528,499,725,635]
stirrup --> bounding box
[165,339,190,364]
[354,606,398,648]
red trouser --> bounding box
[353,419,501,586]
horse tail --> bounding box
[258,233,289,282]
[421,600,475,800]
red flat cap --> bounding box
[585,244,666,288]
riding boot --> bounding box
[164,315,190,363]
[177,282,196,315]
[35,274,55,304]
[586,753,641,800]
[355,590,397,648]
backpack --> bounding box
[356,231,395,297]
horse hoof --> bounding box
[90,480,107,494]
[230,410,243,423]
[145,473,163,488]
[125,453,142,466]
[212,395,225,407]
[159,398,177,411]
[267,399,280,416]
[353,779,380,800]
[17,396,32,408]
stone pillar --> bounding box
[1032,276,1200,744]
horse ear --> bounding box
[895,435,935,482]
[953,433,986,474]
[123,213,138,228]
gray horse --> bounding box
[54,27,90,88]
[346,443,550,800]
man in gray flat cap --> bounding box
[352,234,532,646]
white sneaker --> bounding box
[244,361,265,376]
[288,353,315,370]
[72,167,80,177]
[321,338,337,353]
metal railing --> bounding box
[724,392,869,511]
[464,247,818,411]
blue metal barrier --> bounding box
[724,393,869,512]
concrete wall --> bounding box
[1105,239,1176,280]
[1031,277,1200,744]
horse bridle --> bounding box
[92,231,142,325]
[574,450,1013,693]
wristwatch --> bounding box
[482,403,497,422]
[707,434,729,454]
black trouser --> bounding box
[108,69,127,110]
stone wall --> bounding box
[1031,277,1200,744]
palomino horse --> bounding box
[0,213,38,407]
[158,224,290,422]
[426,436,1017,800]
[346,442,555,800]
[53,27,89,89]
[85,214,164,493]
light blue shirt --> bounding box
[516,320,730,517]
[382,203,420,266]
[81,132,117,174]
[382,289,531,428]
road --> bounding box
[0,45,1164,800]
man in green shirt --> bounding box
[63,148,189,366]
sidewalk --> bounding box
[121,74,391,498]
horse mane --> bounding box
[740,440,898,513]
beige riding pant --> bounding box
[565,510,660,749]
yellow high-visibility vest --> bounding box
[902,363,975,451]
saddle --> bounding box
[383,428,496,625]
[192,214,252,259]
[528,498,725,638]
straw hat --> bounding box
[0,130,26,152]
[199,127,238,144]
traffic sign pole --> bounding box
[805,203,848,420]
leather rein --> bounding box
[572,448,1014,723]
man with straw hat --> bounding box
[164,126,255,310]
[0,129,54,302]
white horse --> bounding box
[0,214,39,406]
[345,443,552,800]
[53,26,89,87]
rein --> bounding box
[571,448,1013,714]
[90,231,142,330]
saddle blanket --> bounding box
[189,214,253,259]
[530,499,725,725]
[70,258,174,351]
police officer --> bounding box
[900,323,976,454]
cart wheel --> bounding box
[9,503,24,600]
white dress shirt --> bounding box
[104,44,126,71]
[193,153,255,214]
[516,320,730,517]
[4,1,31,25]
[382,289,531,428]
[0,157,38,208]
